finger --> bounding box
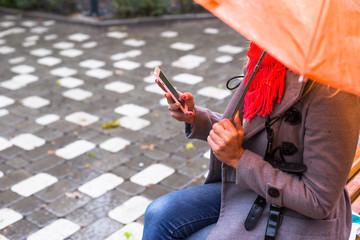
[220,118,237,132]
[165,93,176,105]
[233,111,243,130]
[155,79,167,92]
[181,92,195,112]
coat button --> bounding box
[268,187,280,198]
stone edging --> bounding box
[0,6,216,26]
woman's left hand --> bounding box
[207,111,245,169]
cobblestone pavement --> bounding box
[0,13,249,240]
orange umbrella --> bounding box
[195,0,360,96]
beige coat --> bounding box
[186,71,360,239]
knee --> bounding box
[144,196,171,224]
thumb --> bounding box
[233,111,243,130]
[181,92,195,112]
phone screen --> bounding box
[159,71,180,100]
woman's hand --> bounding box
[207,112,245,169]
[156,79,196,124]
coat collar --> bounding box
[228,71,307,142]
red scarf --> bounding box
[243,42,286,120]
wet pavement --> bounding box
[0,13,249,240]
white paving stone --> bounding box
[9,56,25,64]
[144,83,164,95]
[119,116,150,131]
[110,50,142,61]
[170,42,195,51]
[78,173,124,198]
[173,73,203,85]
[11,64,35,74]
[143,75,156,83]
[104,81,134,94]
[0,137,12,152]
[35,114,60,125]
[79,59,105,69]
[0,46,15,54]
[0,234,9,240]
[21,96,50,109]
[55,140,96,160]
[86,68,113,79]
[11,133,46,151]
[107,31,128,39]
[27,218,80,240]
[21,20,37,28]
[0,95,15,108]
[197,86,231,100]
[161,31,178,38]
[113,60,141,70]
[0,21,15,28]
[115,104,149,117]
[62,88,93,101]
[0,109,9,118]
[44,34,58,41]
[126,50,142,58]
[0,171,3,178]
[108,196,151,224]
[144,60,162,69]
[104,222,143,240]
[0,39,5,45]
[30,48,52,57]
[215,55,234,64]
[53,41,75,49]
[0,80,26,90]
[68,33,90,42]
[12,74,39,85]
[123,38,146,47]
[37,56,62,66]
[99,137,131,153]
[110,52,127,61]
[0,208,23,229]
[23,41,36,48]
[56,77,84,88]
[31,26,48,34]
[204,28,219,34]
[203,149,211,159]
[172,54,206,69]
[130,164,175,186]
[42,20,56,26]
[217,44,244,54]
[59,49,83,58]
[11,173,58,197]
[65,111,99,126]
[82,41,98,48]
[26,35,40,42]
[50,67,77,77]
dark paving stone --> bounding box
[124,156,154,172]
[0,190,22,208]
[92,153,130,172]
[26,155,64,173]
[35,128,63,141]
[0,146,24,159]
[26,208,58,228]
[71,169,100,184]
[161,172,194,190]
[142,184,174,200]
[179,157,209,178]
[117,181,146,196]
[70,217,122,240]
[158,156,187,169]
[0,169,32,191]
[0,114,25,127]
[111,166,137,180]
[5,157,29,169]
[46,161,75,179]
[21,144,56,162]
[143,147,170,161]
[10,196,43,216]
[35,179,79,203]
[66,208,98,227]
[84,191,129,218]
[14,121,44,133]
[2,219,39,240]
[71,155,100,170]
[45,193,91,217]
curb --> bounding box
[0,7,216,27]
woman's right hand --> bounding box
[155,79,196,124]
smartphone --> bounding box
[154,67,189,114]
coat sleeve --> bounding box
[234,84,360,219]
[185,106,223,141]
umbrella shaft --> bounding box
[230,50,266,121]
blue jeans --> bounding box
[142,182,222,240]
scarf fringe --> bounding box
[243,43,286,120]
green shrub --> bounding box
[0,0,17,8]
[112,0,170,18]
[45,0,78,15]
[15,0,38,10]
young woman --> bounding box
[142,42,360,240]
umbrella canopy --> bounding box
[195,0,360,96]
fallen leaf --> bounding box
[101,120,120,129]
[65,192,83,199]
[185,143,194,150]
